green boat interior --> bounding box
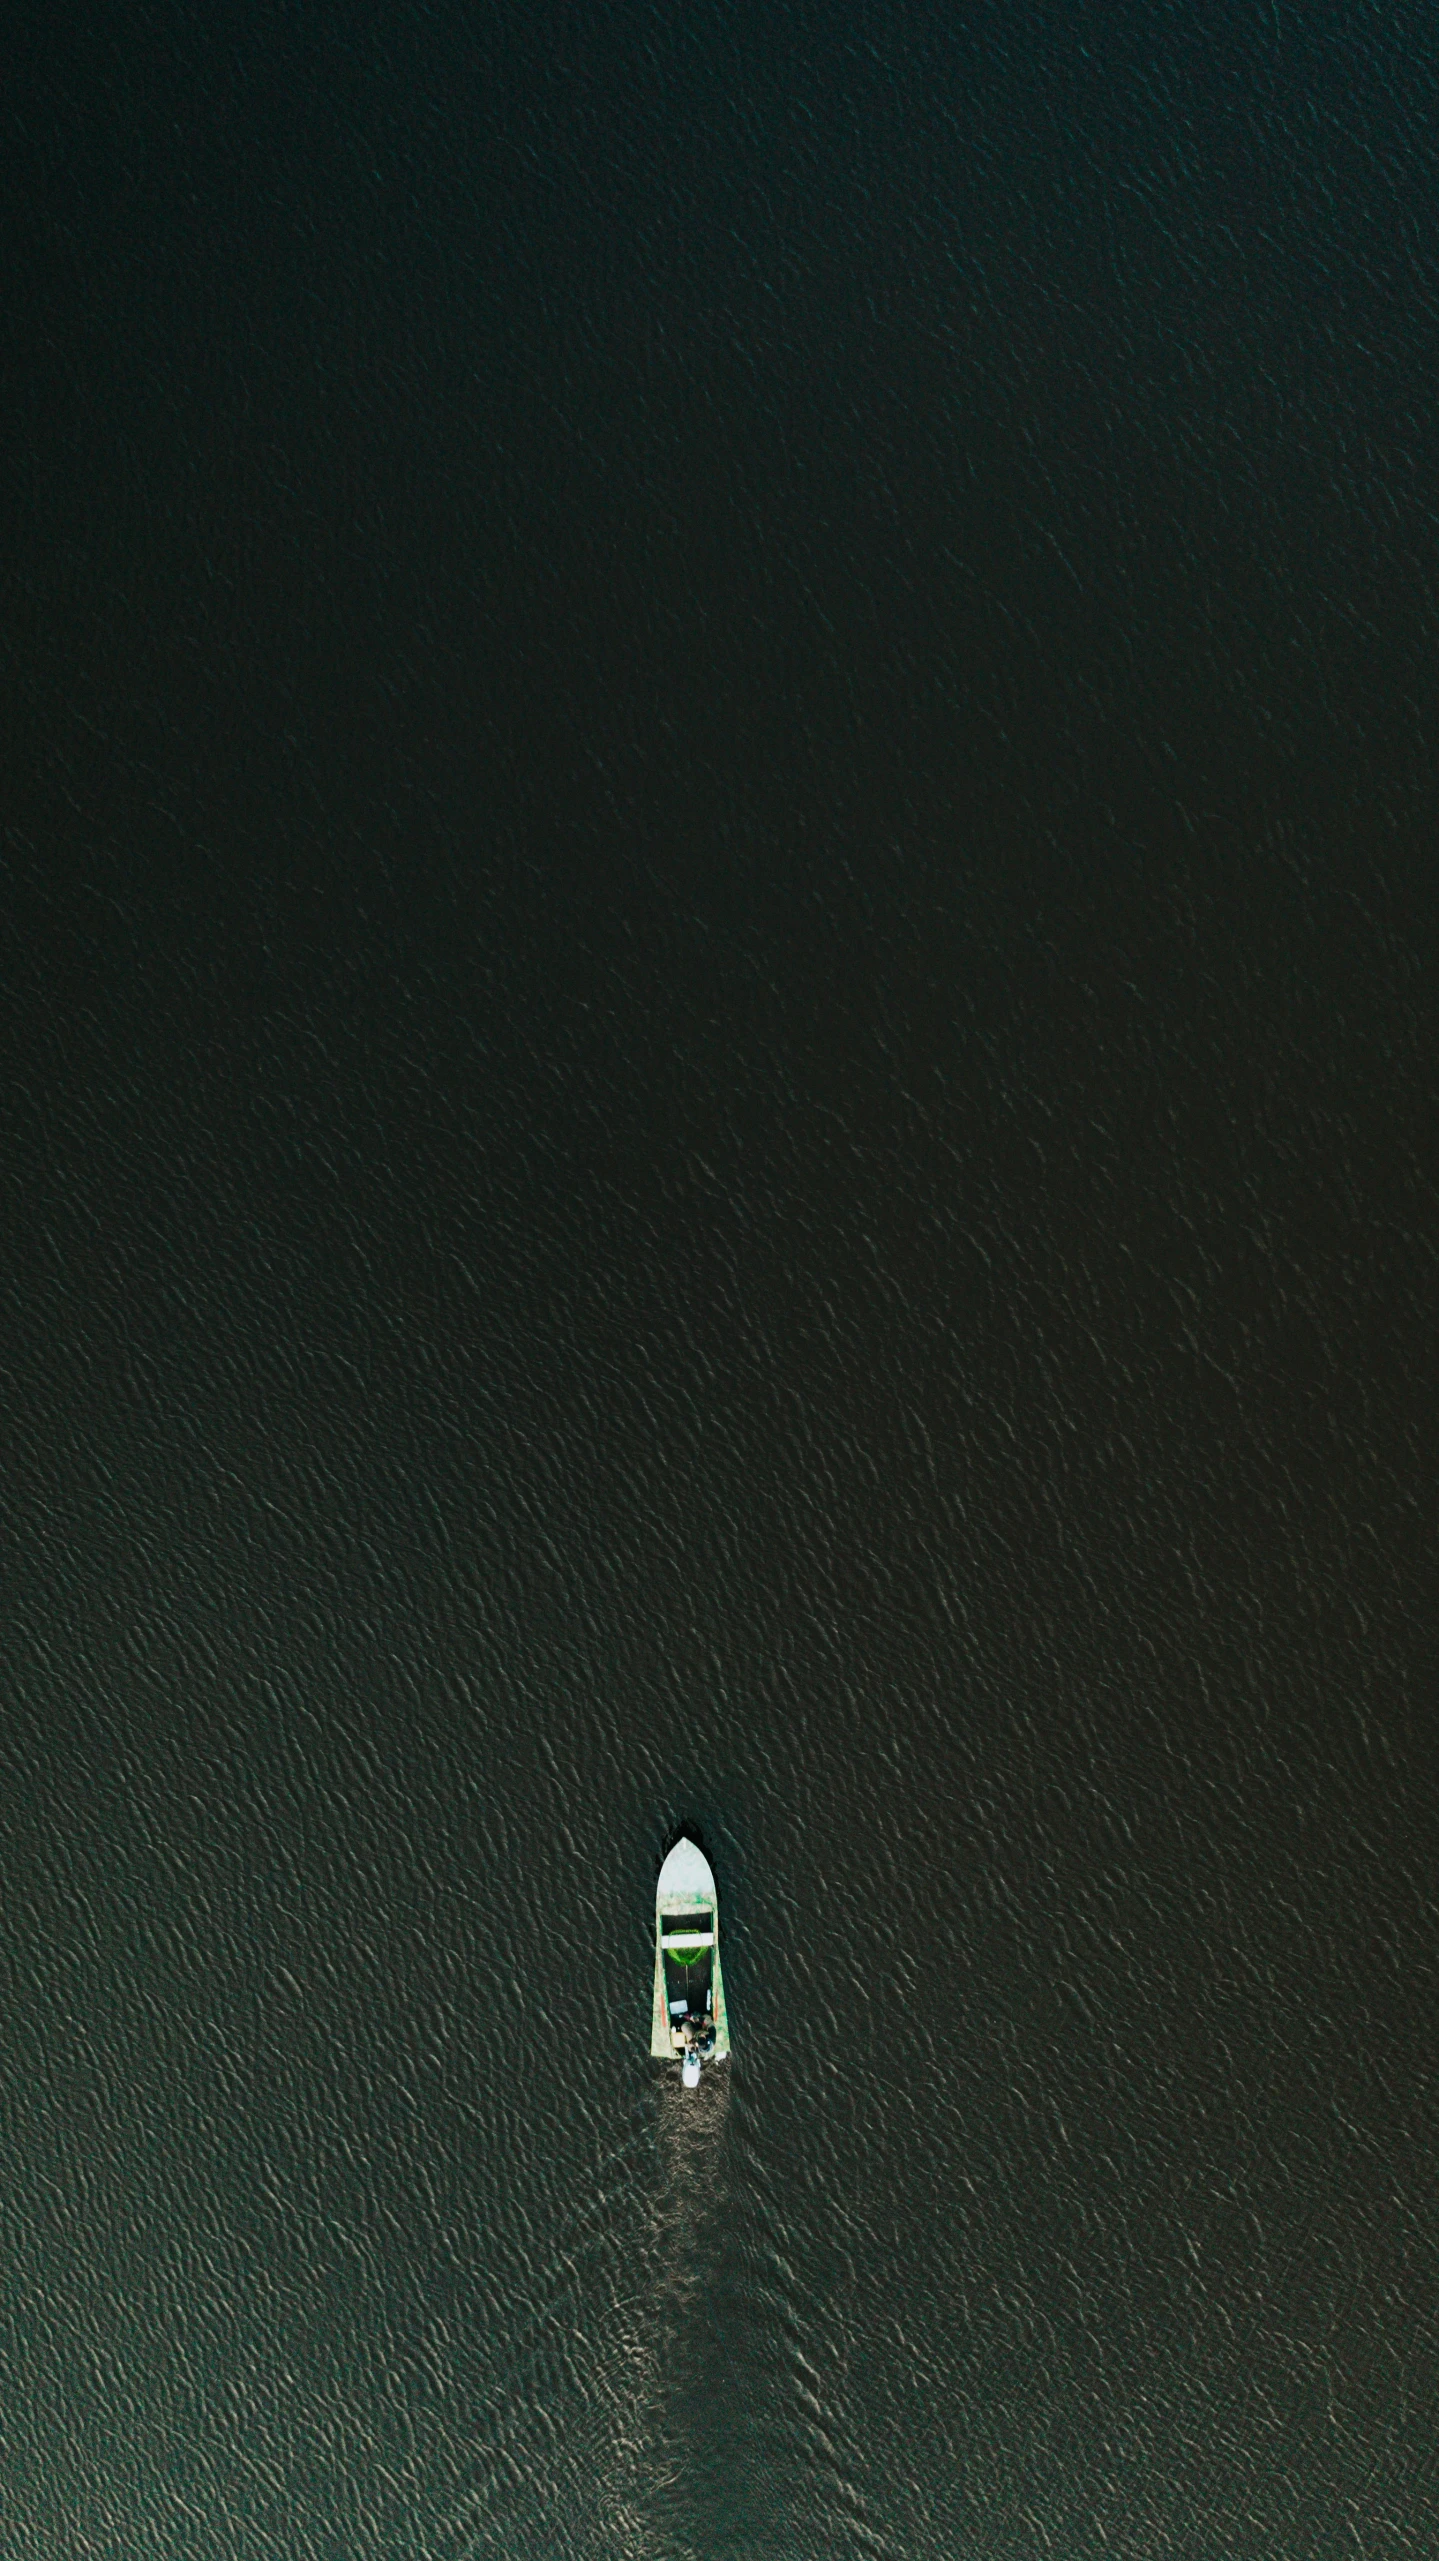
[662,1937,714,2020]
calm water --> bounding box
[4,1,1437,2553]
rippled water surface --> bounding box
[5,0,1438,2552]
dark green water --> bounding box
[4,1,1437,2551]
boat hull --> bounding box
[652,1837,731,2062]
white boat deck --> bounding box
[652,1836,731,2061]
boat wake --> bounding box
[604,2063,734,2557]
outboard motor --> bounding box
[679,2014,715,2087]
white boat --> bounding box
[650,1836,731,2087]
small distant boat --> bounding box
[651,1836,731,2088]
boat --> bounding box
[651,1835,731,2087]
